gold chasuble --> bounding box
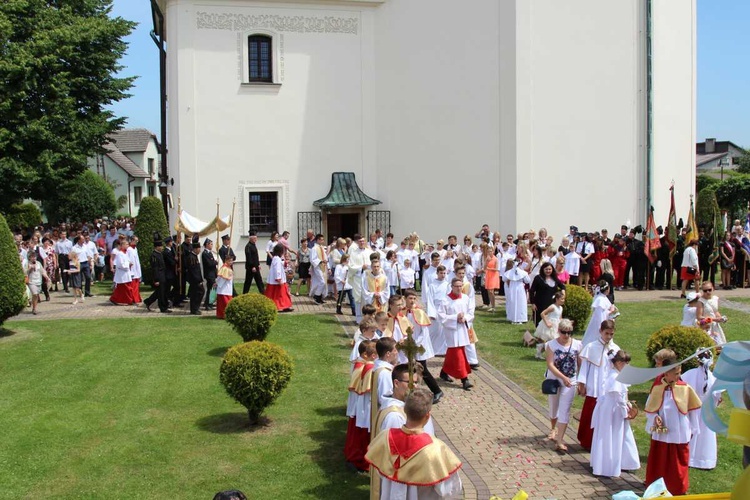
[645,379,702,415]
[366,272,388,312]
[366,426,462,486]
[385,313,412,339]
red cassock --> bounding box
[216,294,231,319]
[264,283,292,310]
[110,283,134,305]
[646,441,690,495]
[130,278,142,303]
[577,395,597,451]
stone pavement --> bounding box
[9,285,750,499]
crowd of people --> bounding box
[14,217,731,496]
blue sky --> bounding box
[109,0,750,147]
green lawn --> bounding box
[0,315,368,499]
[473,299,746,495]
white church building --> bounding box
[154,0,696,258]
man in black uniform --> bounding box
[630,227,648,290]
[654,226,672,290]
[698,226,713,283]
[202,238,218,310]
[144,233,171,313]
[218,234,238,297]
[180,235,193,304]
[186,235,204,315]
[163,235,181,307]
[673,227,686,291]
[244,230,265,294]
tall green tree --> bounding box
[134,196,169,285]
[43,169,117,223]
[0,213,26,327]
[0,0,135,213]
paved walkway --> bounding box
[9,285,749,499]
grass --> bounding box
[0,315,368,499]
[472,298,746,495]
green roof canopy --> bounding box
[313,172,381,208]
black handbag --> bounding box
[687,266,697,275]
[541,379,560,395]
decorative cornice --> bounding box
[197,11,358,34]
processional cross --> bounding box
[397,326,425,391]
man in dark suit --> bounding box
[163,235,181,307]
[180,235,193,304]
[186,235,204,315]
[144,234,171,313]
[244,230,264,294]
[202,238,218,310]
[219,234,238,297]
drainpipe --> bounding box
[645,0,654,216]
[150,0,169,221]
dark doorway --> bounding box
[327,213,359,240]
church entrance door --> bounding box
[326,212,359,240]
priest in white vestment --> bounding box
[347,236,368,322]
[503,262,530,324]
[309,234,328,303]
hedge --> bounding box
[562,284,592,332]
[0,214,27,326]
[645,324,715,371]
[225,294,278,341]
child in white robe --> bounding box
[582,280,617,346]
[427,266,450,356]
[681,349,721,470]
[503,260,530,324]
[398,259,416,290]
[590,350,640,477]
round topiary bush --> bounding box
[562,284,592,332]
[0,213,27,327]
[225,293,278,341]
[134,196,169,285]
[645,325,714,371]
[220,341,293,424]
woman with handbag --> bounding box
[719,231,735,290]
[543,319,581,451]
[590,350,640,477]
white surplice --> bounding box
[582,293,613,346]
[428,279,450,355]
[503,267,530,323]
[681,366,720,469]
[590,370,640,477]
[578,338,621,398]
[438,293,473,349]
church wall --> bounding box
[372,0,502,243]
[516,0,646,236]
[651,0,696,223]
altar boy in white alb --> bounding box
[309,233,328,304]
[438,278,474,391]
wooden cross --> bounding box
[397,326,425,391]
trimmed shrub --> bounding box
[225,293,278,341]
[133,196,169,285]
[220,341,293,424]
[645,325,714,371]
[3,202,42,230]
[562,284,592,332]
[0,214,27,327]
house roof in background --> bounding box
[695,140,745,155]
[108,128,160,153]
[103,142,150,178]
[696,152,730,168]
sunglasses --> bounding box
[559,330,573,335]
[702,288,713,292]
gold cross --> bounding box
[397,326,425,391]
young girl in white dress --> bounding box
[582,280,618,346]
[590,349,640,477]
[534,291,564,359]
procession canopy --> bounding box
[313,172,381,208]
[175,210,231,236]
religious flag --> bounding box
[644,206,660,263]
[665,185,678,258]
[685,196,699,244]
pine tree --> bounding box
[134,196,169,285]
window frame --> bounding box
[248,35,273,83]
[134,186,143,206]
[247,191,279,236]
[240,30,282,86]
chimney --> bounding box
[705,138,716,153]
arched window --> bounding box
[248,35,272,83]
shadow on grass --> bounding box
[195,412,271,434]
[303,406,368,499]
[207,346,230,357]
[0,327,16,339]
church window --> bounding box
[248,35,273,83]
[248,191,278,234]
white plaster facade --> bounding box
[158,0,696,261]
